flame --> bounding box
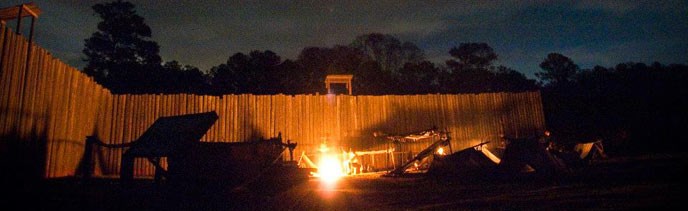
[318,155,343,183]
[437,147,445,155]
[343,151,358,175]
[313,143,344,184]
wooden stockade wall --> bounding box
[98,92,545,175]
[0,22,546,178]
[0,22,112,178]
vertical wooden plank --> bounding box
[51,61,63,176]
[68,67,84,176]
[223,95,229,142]
[243,94,249,141]
[13,36,27,136]
[42,58,54,177]
[2,32,19,134]
[4,33,19,134]
[20,43,37,136]
[240,94,245,142]
[50,58,65,177]
[109,95,120,174]
[235,95,241,141]
[0,20,6,62]
[66,66,79,175]
[115,95,126,174]
[36,50,51,176]
[56,62,70,177]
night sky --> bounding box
[2,0,686,78]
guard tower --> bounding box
[324,74,353,95]
[0,3,41,42]
[1,2,41,71]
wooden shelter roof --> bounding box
[0,3,41,21]
[325,74,353,81]
[125,111,219,156]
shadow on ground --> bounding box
[5,153,686,210]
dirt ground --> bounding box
[5,153,686,210]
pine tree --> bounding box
[82,0,162,93]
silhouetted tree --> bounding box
[296,47,333,93]
[275,59,305,95]
[209,59,239,94]
[440,43,538,93]
[161,61,209,93]
[209,50,283,94]
[350,33,425,74]
[353,61,394,95]
[446,43,497,70]
[82,0,162,93]
[443,43,498,93]
[492,66,539,92]
[244,50,282,94]
[536,53,579,85]
[397,61,440,94]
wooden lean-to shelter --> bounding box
[84,111,303,187]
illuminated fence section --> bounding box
[0,22,112,178]
[0,22,545,178]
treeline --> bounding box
[81,1,537,95]
[86,34,539,95]
[207,41,540,95]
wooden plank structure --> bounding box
[383,128,452,176]
[0,21,110,178]
[117,111,220,181]
[0,3,40,74]
[0,3,41,21]
[82,111,300,187]
[325,74,353,95]
[0,22,547,178]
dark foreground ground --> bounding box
[4,153,686,210]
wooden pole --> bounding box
[26,16,34,69]
[28,16,34,44]
[15,5,22,34]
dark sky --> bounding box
[2,0,687,78]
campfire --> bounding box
[314,143,344,183]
